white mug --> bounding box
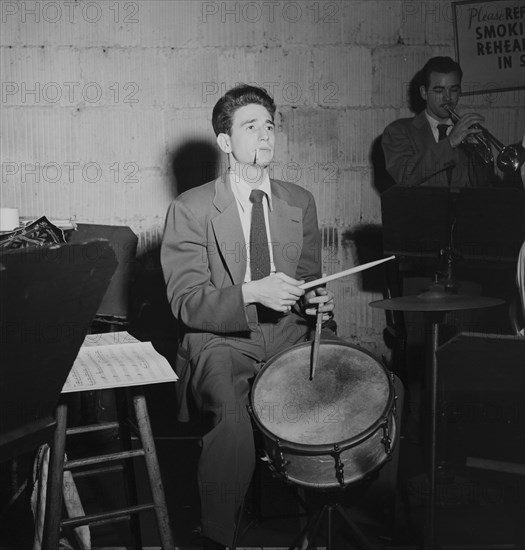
[0,207,20,231]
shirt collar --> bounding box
[425,110,452,132]
[230,171,273,212]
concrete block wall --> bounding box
[1,0,524,354]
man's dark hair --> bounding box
[420,56,463,89]
[212,84,276,136]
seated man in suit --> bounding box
[382,56,497,187]
[160,84,336,549]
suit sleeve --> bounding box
[160,199,252,333]
[382,120,460,186]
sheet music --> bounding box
[62,332,177,393]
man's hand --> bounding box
[242,272,305,313]
[302,286,334,320]
[448,112,485,148]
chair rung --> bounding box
[66,421,120,435]
[71,464,124,478]
[65,449,144,469]
[60,503,155,528]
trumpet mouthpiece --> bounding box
[443,104,459,123]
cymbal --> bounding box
[370,287,505,312]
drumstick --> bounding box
[310,307,323,381]
[300,255,395,290]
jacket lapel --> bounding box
[270,180,303,277]
[210,173,246,284]
[210,175,303,283]
[412,111,435,150]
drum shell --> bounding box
[250,340,397,489]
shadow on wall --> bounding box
[408,68,426,115]
[341,224,405,371]
[341,224,385,293]
[167,139,221,197]
[130,140,221,352]
[369,68,426,195]
[370,135,396,195]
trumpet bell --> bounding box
[496,143,525,173]
[443,104,524,173]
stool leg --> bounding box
[117,389,143,550]
[42,402,68,550]
[132,391,175,550]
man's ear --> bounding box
[217,133,231,154]
[419,85,428,102]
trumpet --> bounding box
[443,105,525,173]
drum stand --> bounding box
[287,489,385,550]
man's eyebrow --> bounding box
[240,117,275,127]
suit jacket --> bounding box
[382,111,493,187]
[161,173,321,419]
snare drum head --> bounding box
[252,341,391,447]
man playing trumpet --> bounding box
[382,56,521,188]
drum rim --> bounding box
[250,339,396,454]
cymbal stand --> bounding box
[424,311,443,550]
[438,242,461,293]
[437,187,460,293]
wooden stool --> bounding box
[42,386,175,549]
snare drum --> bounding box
[250,340,397,489]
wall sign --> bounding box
[452,0,525,95]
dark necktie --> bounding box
[249,189,271,280]
[437,124,450,141]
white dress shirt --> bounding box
[425,111,452,142]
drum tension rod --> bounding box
[331,444,345,487]
[381,418,393,457]
[273,440,289,483]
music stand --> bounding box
[380,186,525,374]
[382,186,525,264]
[0,241,117,463]
[382,186,452,262]
[452,188,525,263]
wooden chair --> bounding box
[42,385,175,549]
